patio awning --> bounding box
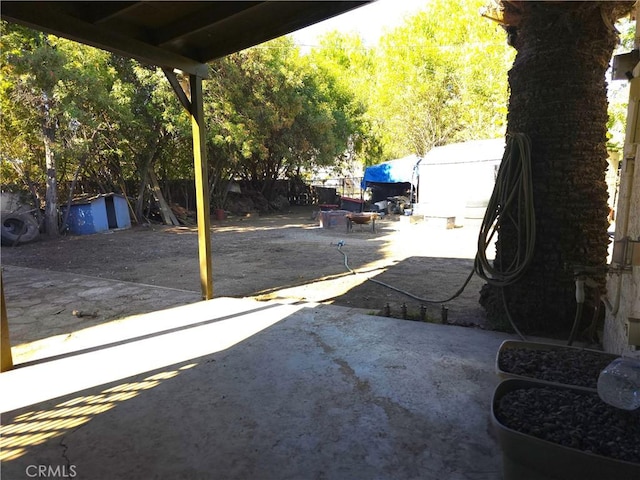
[2,1,370,77]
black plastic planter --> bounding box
[496,340,619,389]
[492,379,640,480]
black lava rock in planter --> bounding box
[492,379,640,480]
[496,340,619,389]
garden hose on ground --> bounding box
[335,133,535,340]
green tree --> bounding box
[205,37,366,204]
[371,0,514,158]
[0,23,154,230]
[0,24,44,213]
[1,23,67,235]
[108,58,190,221]
[307,31,384,168]
[1,22,193,227]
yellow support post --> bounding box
[1,271,14,372]
[190,74,214,300]
[163,69,213,300]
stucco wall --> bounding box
[603,138,640,357]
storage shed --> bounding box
[416,139,505,222]
[62,193,131,235]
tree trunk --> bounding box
[135,167,150,223]
[59,153,89,234]
[43,131,58,237]
[480,2,632,335]
[134,144,159,223]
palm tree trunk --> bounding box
[480,1,633,335]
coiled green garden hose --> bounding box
[336,133,535,339]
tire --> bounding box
[1,212,40,245]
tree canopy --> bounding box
[368,0,514,158]
[204,37,368,201]
[0,0,575,225]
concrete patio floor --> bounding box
[1,265,516,480]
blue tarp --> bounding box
[361,155,421,188]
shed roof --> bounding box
[2,1,370,77]
[422,138,505,166]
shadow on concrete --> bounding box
[1,296,511,479]
[328,256,490,328]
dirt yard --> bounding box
[1,206,495,329]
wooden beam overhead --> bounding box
[2,2,209,77]
[196,1,368,61]
[80,1,140,25]
[2,1,369,69]
[154,2,262,48]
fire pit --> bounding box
[345,212,378,232]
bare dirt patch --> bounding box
[1,206,494,329]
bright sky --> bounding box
[292,0,429,48]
